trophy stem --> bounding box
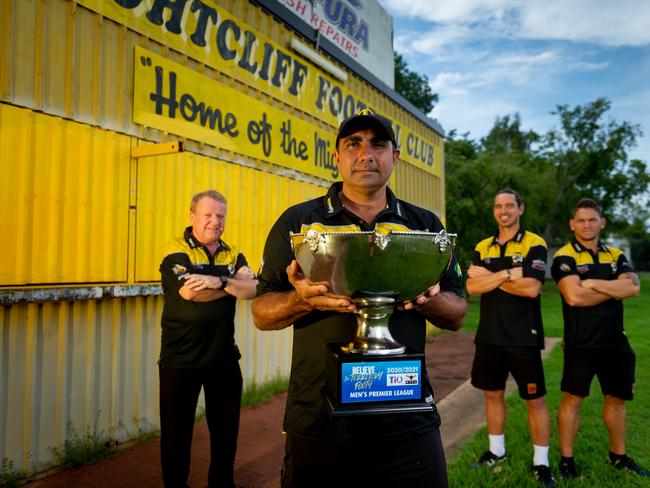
[341,296,406,355]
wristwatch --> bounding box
[219,275,229,289]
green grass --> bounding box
[0,458,30,488]
[241,375,289,407]
[49,422,117,469]
[448,272,650,487]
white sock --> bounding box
[533,444,549,466]
[488,434,505,457]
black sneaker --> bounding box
[471,450,506,468]
[608,454,650,477]
[533,465,556,487]
[558,458,577,479]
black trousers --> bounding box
[159,364,242,488]
[281,428,448,488]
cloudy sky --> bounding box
[378,0,650,162]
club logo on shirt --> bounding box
[172,264,188,276]
[577,265,589,274]
[512,254,524,264]
[610,262,617,274]
[560,263,571,272]
[527,383,538,395]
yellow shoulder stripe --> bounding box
[522,231,546,249]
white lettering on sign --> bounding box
[351,365,375,375]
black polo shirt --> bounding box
[257,182,464,442]
[472,228,547,348]
[159,227,248,368]
[551,239,634,350]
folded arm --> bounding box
[466,265,541,298]
[179,266,258,302]
[556,274,611,307]
[581,272,640,301]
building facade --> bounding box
[0,0,447,471]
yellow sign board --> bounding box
[134,46,340,180]
[80,0,442,176]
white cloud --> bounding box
[433,93,521,137]
[427,50,564,99]
[380,0,650,47]
[489,50,557,67]
[571,61,609,71]
[409,24,472,54]
[379,0,650,163]
[429,72,472,95]
[382,0,515,24]
[519,1,650,47]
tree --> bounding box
[481,114,538,153]
[394,52,438,114]
[538,98,648,244]
[444,98,649,266]
[445,123,548,267]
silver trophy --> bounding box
[290,229,456,356]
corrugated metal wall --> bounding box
[0,296,290,469]
[0,106,314,469]
[0,0,447,472]
[134,148,324,282]
[393,160,445,225]
[0,297,162,468]
[0,103,131,285]
[0,0,444,206]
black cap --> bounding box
[336,108,397,148]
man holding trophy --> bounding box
[253,109,467,488]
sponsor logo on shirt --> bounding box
[532,259,546,271]
[172,264,188,276]
[512,254,524,264]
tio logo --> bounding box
[387,373,419,386]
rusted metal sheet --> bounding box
[0,294,291,471]
[0,285,162,305]
[0,297,162,469]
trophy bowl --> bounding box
[290,229,456,355]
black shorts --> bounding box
[471,344,547,399]
[281,429,448,488]
[561,347,635,400]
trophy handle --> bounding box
[432,230,456,253]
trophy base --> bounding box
[323,388,434,417]
[325,345,432,417]
[340,337,406,355]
